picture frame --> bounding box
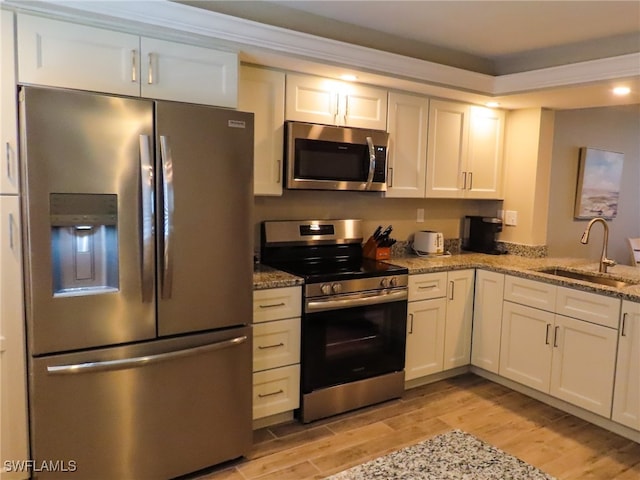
[574,147,624,220]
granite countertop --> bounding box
[253,253,640,302]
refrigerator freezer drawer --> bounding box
[29,327,252,479]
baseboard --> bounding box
[252,410,294,430]
[404,366,471,390]
[470,366,640,443]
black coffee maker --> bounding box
[462,216,503,254]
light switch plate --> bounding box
[505,210,518,226]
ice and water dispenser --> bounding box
[50,193,119,296]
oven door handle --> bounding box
[306,289,407,313]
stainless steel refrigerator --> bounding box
[19,86,254,479]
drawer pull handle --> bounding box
[418,285,437,290]
[258,342,284,350]
[258,302,286,309]
[258,389,284,398]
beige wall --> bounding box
[499,108,554,246]
[253,191,500,254]
[546,104,640,265]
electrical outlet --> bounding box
[417,208,424,222]
[505,210,518,226]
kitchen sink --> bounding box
[537,268,639,289]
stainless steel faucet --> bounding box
[580,217,616,273]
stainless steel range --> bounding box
[261,219,408,423]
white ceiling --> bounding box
[267,1,640,70]
[180,0,640,110]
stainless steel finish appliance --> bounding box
[285,121,389,191]
[19,86,254,479]
[261,219,408,423]
[462,215,504,254]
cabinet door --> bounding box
[239,66,285,196]
[612,301,640,430]
[405,298,447,380]
[471,270,504,373]
[285,73,339,125]
[500,301,553,392]
[550,314,617,417]
[425,100,468,198]
[1,11,19,195]
[443,269,474,369]
[0,196,29,475]
[285,73,387,129]
[140,37,238,107]
[343,84,387,130]
[17,14,140,96]
[385,92,428,198]
[466,106,504,199]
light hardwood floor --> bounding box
[188,374,640,480]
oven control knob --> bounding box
[331,283,342,294]
[380,277,390,288]
[321,283,332,295]
[390,276,398,287]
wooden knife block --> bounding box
[363,237,390,261]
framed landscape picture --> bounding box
[574,147,624,220]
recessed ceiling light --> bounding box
[340,74,358,81]
[613,86,631,96]
[485,101,500,108]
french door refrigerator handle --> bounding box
[365,136,376,190]
[46,335,248,375]
[159,135,174,299]
[139,135,154,303]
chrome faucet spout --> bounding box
[580,217,616,273]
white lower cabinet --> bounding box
[405,270,474,381]
[252,286,301,421]
[612,301,640,430]
[500,301,554,391]
[499,275,620,417]
[471,270,505,373]
[549,314,617,417]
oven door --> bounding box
[302,289,407,393]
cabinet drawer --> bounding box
[409,272,448,301]
[253,286,301,323]
[555,287,620,329]
[252,364,300,420]
[253,317,301,372]
[504,275,557,312]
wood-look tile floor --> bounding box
[189,374,640,480]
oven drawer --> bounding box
[253,317,301,371]
[252,364,301,419]
[253,286,302,323]
[409,272,448,301]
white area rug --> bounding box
[325,430,556,479]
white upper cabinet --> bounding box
[239,66,285,196]
[16,14,238,107]
[285,73,387,130]
[426,99,504,199]
[1,10,19,195]
[385,92,429,198]
[139,37,237,107]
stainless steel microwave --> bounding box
[285,121,389,191]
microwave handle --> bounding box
[365,136,376,190]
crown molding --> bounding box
[3,0,639,98]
